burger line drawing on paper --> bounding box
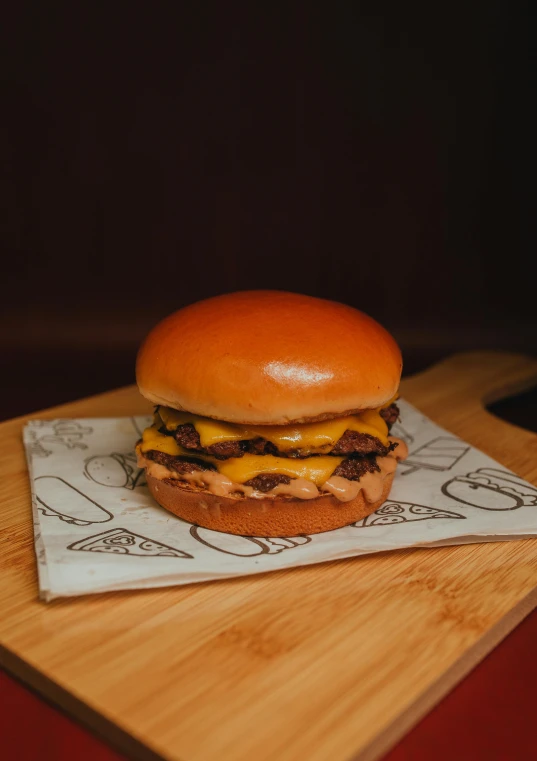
[442,468,537,511]
[134,291,410,537]
[84,452,146,490]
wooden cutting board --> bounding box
[1,350,537,761]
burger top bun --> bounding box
[136,290,402,425]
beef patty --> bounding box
[380,403,399,427]
[144,448,384,491]
[161,402,399,460]
[146,449,215,473]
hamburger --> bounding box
[135,290,408,536]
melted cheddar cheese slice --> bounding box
[158,408,249,444]
[216,454,344,486]
[142,425,189,456]
[141,426,344,486]
[157,405,390,451]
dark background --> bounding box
[2,3,535,420]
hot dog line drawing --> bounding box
[35,475,114,525]
[190,525,312,557]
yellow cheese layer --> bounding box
[141,426,343,486]
[216,454,344,486]
[157,405,390,451]
[158,408,249,444]
[142,425,188,456]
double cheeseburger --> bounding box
[135,291,408,536]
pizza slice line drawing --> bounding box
[67,527,193,558]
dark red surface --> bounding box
[0,669,124,761]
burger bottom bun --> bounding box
[146,472,395,537]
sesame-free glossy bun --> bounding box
[136,291,402,425]
[146,472,395,536]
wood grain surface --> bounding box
[1,350,537,761]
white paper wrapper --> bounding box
[23,401,537,600]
